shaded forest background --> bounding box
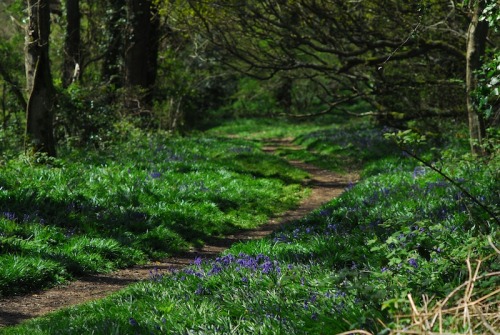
[0,0,499,156]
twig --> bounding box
[335,331,373,335]
[400,147,500,226]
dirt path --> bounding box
[0,139,358,327]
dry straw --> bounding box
[342,236,499,335]
[391,236,499,335]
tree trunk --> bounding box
[25,0,56,157]
[62,0,81,88]
[466,0,489,155]
[102,0,125,87]
[0,61,27,111]
[124,0,159,108]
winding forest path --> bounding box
[0,138,358,327]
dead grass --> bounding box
[343,236,499,335]
[391,236,499,335]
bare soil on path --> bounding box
[0,138,358,327]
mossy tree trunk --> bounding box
[124,0,159,110]
[25,0,56,157]
[466,0,489,156]
[102,0,125,87]
[62,0,81,88]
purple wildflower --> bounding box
[408,258,418,269]
[150,171,162,179]
[3,212,16,221]
[413,166,426,178]
[209,264,222,275]
[261,261,273,274]
[319,209,331,216]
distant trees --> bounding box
[187,1,464,113]
[186,0,498,152]
[0,0,497,156]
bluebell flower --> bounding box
[319,209,331,216]
[408,258,418,269]
[261,261,273,274]
[150,171,162,179]
[129,317,138,327]
[3,212,16,221]
[412,166,426,178]
[209,264,222,275]
[195,284,206,295]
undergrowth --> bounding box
[0,127,307,296]
[1,118,498,334]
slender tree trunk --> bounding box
[276,76,293,114]
[62,0,81,88]
[102,0,125,87]
[124,0,159,108]
[0,61,28,111]
[25,0,56,157]
[466,0,489,155]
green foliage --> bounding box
[55,84,121,148]
[480,0,500,31]
[229,77,279,116]
[0,131,306,296]
[3,121,500,334]
[474,52,500,122]
[289,121,403,173]
[4,120,497,335]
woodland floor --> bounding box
[0,139,359,327]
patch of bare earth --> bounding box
[0,139,358,327]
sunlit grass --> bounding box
[1,119,497,334]
[0,132,307,296]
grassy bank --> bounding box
[1,118,498,334]
[0,128,307,296]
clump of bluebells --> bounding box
[267,154,499,300]
[0,133,306,297]
[134,252,370,334]
[185,253,282,279]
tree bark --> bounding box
[466,0,489,155]
[62,0,81,88]
[0,61,27,111]
[124,0,159,108]
[102,0,125,87]
[25,0,56,157]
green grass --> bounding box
[0,131,308,296]
[205,116,338,140]
[1,118,498,334]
